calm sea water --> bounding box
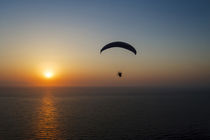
[0,87,210,139]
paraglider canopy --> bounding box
[100,41,137,55]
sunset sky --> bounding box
[0,0,210,87]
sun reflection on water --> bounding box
[35,90,60,139]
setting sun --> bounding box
[44,72,54,79]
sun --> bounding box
[44,71,54,79]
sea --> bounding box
[0,87,210,140]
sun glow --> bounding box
[44,71,54,79]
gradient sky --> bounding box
[0,0,210,87]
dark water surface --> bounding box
[0,87,210,139]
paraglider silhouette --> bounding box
[118,72,122,77]
[100,41,137,78]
